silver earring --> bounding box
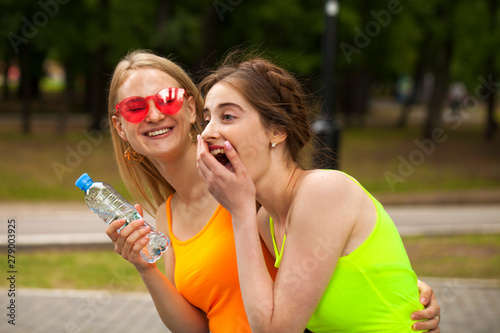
[271,142,276,148]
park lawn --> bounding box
[0,131,130,201]
[341,126,500,194]
[404,233,500,279]
[1,234,499,291]
[1,120,500,201]
[1,246,165,292]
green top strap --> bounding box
[269,217,286,268]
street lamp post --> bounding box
[312,0,341,169]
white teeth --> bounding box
[147,128,171,137]
[211,148,224,156]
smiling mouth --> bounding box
[146,128,172,137]
[210,148,230,166]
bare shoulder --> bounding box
[289,170,369,230]
[296,170,360,205]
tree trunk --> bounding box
[195,2,221,73]
[397,41,427,129]
[485,90,497,141]
[57,60,75,136]
[88,46,109,131]
[423,47,451,139]
[340,69,371,126]
[17,42,46,135]
[88,0,110,131]
[485,0,499,141]
[423,7,454,139]
[155,0,170,55]
[2,49,10,100]
[18,45,32,135]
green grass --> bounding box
[0,132,130,201]
[341,126,500,194]
[1,234,497,291]
[0,247,165,291]
[403,234,500,279]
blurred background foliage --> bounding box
[0,0,499,200]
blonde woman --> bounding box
[105,50,278,332]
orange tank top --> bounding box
[166,195,277,332]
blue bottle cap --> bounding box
[75,173,94,191]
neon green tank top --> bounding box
[270,173,425,332]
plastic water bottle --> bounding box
[75,173,170,263]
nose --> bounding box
[145,100,165,123]
[201,119,220,143]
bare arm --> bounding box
[105,202,208,333]
[197,140,354,333]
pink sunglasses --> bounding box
[116,87,186,123]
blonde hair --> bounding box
[108,50,203,216]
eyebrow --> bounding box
[202,102,244,115]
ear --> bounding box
[112,116,128,142]
[187,96,197,125]
[270,126,287,146]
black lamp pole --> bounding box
[312,0,341,169]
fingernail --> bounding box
[411,314,417,320]
[224,141,232,150]
[420,297,428,304]
[197,134,200,141]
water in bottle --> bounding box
[75,173,170,263]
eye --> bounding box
[222,114,235,121]
[156,88,178,105]
[156,97,176,107]
[200,118,210,129]
[124,99,147,112]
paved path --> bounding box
[386,204,500,236]
[1,278,499,333]
[0,288,170,333]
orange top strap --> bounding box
[166,195,277,332]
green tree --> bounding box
[451,0,499,141]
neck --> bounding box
[255,161,303,226]
[150,143,213,206]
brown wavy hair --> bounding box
[198,55,314,168]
